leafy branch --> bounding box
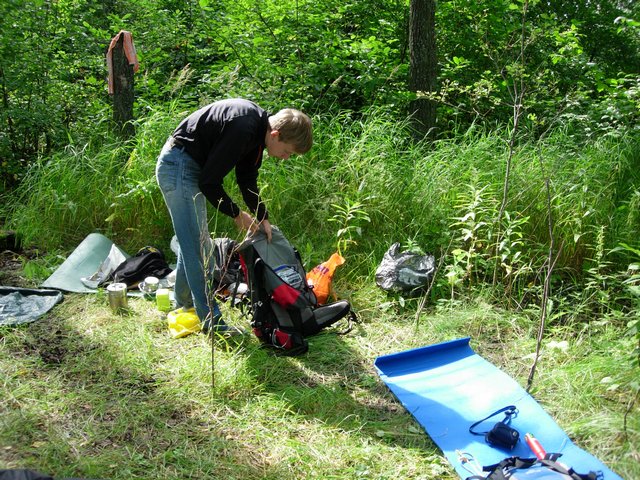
[328,199,371,256]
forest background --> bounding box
[1,0,639,479]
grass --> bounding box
[0,292,443,479]
[1,282,638,479]
[1,110,639,478]
[4,109,640,284]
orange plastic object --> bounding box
[306,252,345,305]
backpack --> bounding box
[108,246,172,287]
[238,227,356,355]
[466,455,602,480]
[211,237,243,289]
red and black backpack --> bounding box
[238,227,355,355]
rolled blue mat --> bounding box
[375,337,622,480]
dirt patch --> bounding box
[33,325,69,365]
[0,249,37,288]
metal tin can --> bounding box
[107,282,128,312]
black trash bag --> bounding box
[375,243,435,292]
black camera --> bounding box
[469,405,520,450]
[486,421,520,449]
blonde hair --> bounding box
[268,109,313,154]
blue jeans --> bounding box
[156,139,223,325]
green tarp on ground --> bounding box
[42,233,128,293]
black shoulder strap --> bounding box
[334,309,359,335]
[469,405,517,435]
[538,456,602,480]
[472,455,603,480]
[482,455,537,475]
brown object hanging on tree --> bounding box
[106,30,139,138]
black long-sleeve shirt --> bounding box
[172,98,270,220]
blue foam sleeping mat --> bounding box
[374,337,622,480]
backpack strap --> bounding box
[473,455,603,480]
[293,247,318,305]
[469,405,517,435]
[538,456,602,480]
[334,308,359,335]
[249,258,267,329]
[477,456,537,479]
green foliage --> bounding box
[328,199,371,257]
[6,146,118,246]
[436,0,640,136]
[2,0,639,197]
[21,253,60,283]
[444,179,534,304]
[611,242,640,368]
[451,182,497,284]
[0,0,112,194]
[2,3,640,477]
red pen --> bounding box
[525,432,547,459]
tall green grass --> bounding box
[3,107,640,305]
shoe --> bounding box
[210,324,246,337]
[201,316,246,337]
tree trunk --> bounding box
[409,0,437,139]
[112,35,135,138]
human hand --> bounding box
[260,219,272,243]
[234,211,258,235]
